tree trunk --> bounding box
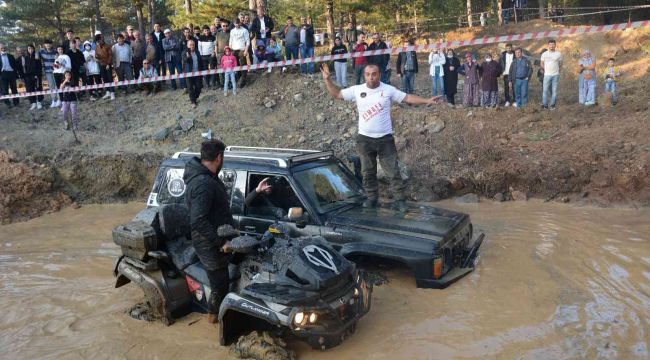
[185,0,192,14]
[54,12,64,44]
[467,0,473,28]
[413,8,418,33]
[396,10,401,23]
[539,0,545,19]
[148,0,155,30]
[497,0,503,25]
[325,0,334,44]
[136,4,145,35]
[93,0,103,35]
[339,13,344,37]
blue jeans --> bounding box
[432,75,444,96]
[604,80,618,102]
[542,74,559,107]
[300,45,314,73]
[285,45,299,66]
[167,59,185,89]
[401,71,415,94]
[514,78,529,107]
[223,71,236,93]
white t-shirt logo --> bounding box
[341,83,407,138]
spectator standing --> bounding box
[112,34,133,95]
[499,43,515,106]
[215,21,230,87]
[396,39,418,94]
[181,27,198,51]
[145,34,158,71]
[139,59,160,96]
[443,48,461,105]
[351,35,368,85]
[150,23,167,81]
[38,39,59,106]
[62,29,74,52]
[0,44,20,107]
[479,53,502,108]
[66,40,85,89]
[59,70,79,130]
[458,52,480,107]
[220,46,237,96]
[277,17,300,73]
[17,45,43,109]
[577,49,596,106]
[126,25,136,42]
[367,33,390,83]
[210,25,218,37]
[603,58,620,105]
[94,35,115,101]
[182,40,203,107]
[82,41,101,100]
[428,48,445,96]
[198,26,216,89]
[228,19,250,88]
[52,45,72,107]
[508,47,533,108]
[330,37,348,87]
[540,39,562,110]
[251,7,275,47]
[163,29,184,90]
[131,31,147,85]
[298,17,315,74]
[342,22,362,55]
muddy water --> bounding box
[1,201,648,360]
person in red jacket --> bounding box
[352,34,368,85]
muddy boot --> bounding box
[207,313,218,324]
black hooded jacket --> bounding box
[183,157,235,270]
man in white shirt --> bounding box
[112,34,134,94]
[228,19,250,87]
[321,63,441,212]
[540,39,563,110]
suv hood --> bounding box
[326,203,468,242]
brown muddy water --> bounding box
[1,201,648,360]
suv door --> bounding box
[238,172,321,238]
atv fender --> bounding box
[218,293,285,345]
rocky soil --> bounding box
[1,21,648,223]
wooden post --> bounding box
[514,6,518,23]
[498,0,503,25]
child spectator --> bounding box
[139,59,160,96]
[254,41,271,73]
[330,36,348,87]
[267,38,283,62]
[577,49,596,106]
[52,45,71,108]
[83,41,101,100]
[603,58,620,105]
[59,70,79,130]
[220,46,237,96]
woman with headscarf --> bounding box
[577,49,597,106]
[442,48,461,105]
[458,52,480,107]
[479,52,502,108]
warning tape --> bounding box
[2,19,649,100]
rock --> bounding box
[426,119,445,133]
[293,93,304,101]
[298,136,306,143]
[172,130,183,139]
[178,118,194,132]
[455,193,480,204]
[176,114,183,121]
[413,189,435,202]
[466,111,474,117]
[511,190,529,201]
[152,127,170,141]
[560,196,570,203]
[344,108,352,114]
[329,100,334,106]
[493,192,505,202]
[580,191,589,198]
[431,177,452,199]
[316,113,326,122]
[264,99,276,108]
[449,177,466,191]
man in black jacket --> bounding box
[182,40,204,107]
[0,44,20,107]
[299,16,315,74]
[183,139,234,323]
[250,7,275,47]
[17,45,44,109]
[367,33,390,84]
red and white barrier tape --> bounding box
[2,19,649,100]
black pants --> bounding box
[356,134,406,201]
[86,74,101,97]
[201,55,213,87]
[24,74,40,104]
[133,57,144,85]
[503,75,514,103]
[1,71,19,106]
[206,267,230,314]
[100,64,114,93]
[233,50,247,87]
[143,81,160,94]
[187,76,202,104]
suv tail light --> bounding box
[432,257,444,279]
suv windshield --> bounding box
[294,163,364,213]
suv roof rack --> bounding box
[289,150,334,165]
[225,146,319,154]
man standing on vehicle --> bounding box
[321,63,442,212]
[183,139,234,323]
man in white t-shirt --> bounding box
[321,63,441,211]
[540,39,563,110]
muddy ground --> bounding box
[1,21,649,223]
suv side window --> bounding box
[246,173,304,220]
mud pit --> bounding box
[1,201,648,359]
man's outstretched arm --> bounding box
[403,94,443,106]
[321,63,343,100]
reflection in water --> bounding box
[0,201,648,359]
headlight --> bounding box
[309,313,317,323]
[354,288,359,297]
[294,312,304,325]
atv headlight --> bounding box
[294,311,305,325]
[309,312,317,324]
[354,288,359,297]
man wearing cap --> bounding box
[162,28,184,90]
[321,63,442,212]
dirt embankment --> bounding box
[0,21,648,222]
